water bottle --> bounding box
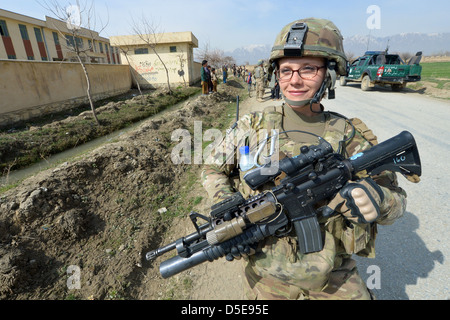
[239,146,254,171]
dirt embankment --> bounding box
[0,81,247,300]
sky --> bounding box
[1,0,450,53]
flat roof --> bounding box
[0,8,109,42]
[110,32,198,48]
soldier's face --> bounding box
[278,57,326,110]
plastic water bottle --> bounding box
[239,146,254,171]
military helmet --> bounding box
[270,18,347,76]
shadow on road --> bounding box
[340,83,427,95]
[355,211,444,299]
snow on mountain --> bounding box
[225,44,271,65]
[343,32,450,57]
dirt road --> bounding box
[326,83,450,300]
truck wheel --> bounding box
[339,77,347,86]
[361,75,371,91]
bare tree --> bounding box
[131,15,173,94]
[195,39,210,63]
[399,52,413,64]
[39,0,109,125]
[176,50,187,88]
[195,39,236,68]
[113,40,143,95]
[345,51,356,63]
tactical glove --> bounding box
[225,244,257,261]
[323,177,385,224]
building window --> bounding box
[19,24,30,40]
[34,27,43,42]
[170,46,177,53]
[135,48,149,55]
[66,35,75,47]
[52,32,60,45]
[99,42,103,53]
[0,20,16,59]
[0,19,10,37]
[33,28,48,61]
[75,37,83,48]
[19,24,34,60]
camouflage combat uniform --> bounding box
[253,62,266,101]
[201,104,407,300]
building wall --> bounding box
[127,43,196,88]
[192,61,202,84]
[111,32,201,89]
[0,60,132,127]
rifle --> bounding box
[146,131,421,279]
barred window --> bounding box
[135,48,149,55]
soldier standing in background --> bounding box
[201,18,415,300]
[253,60,266,102]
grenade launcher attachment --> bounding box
[146,131,421,279]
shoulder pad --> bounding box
[263,105,283,114]
[350,118,378,146]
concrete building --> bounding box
[0,9,131,127]
[0,8,203,127]
[110,32,201,88]
[0,8,119,64]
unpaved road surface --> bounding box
[327,83,449,300]
[1,78,448,300]
[132,82,450,300]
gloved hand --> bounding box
[323,177,385,224]
[225,244,257,261]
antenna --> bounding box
[366,29,372,52]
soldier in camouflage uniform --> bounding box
[201,18,412,300]
[254,60,266,102]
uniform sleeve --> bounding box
[344,120,407,226]
[201,112,259,204]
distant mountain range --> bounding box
[226,32,450,65]
[225,44,272,66]
[344,32,450,57]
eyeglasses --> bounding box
[276,65,326,82]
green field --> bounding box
[419,61,450,89]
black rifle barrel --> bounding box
[160,224,267,278]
